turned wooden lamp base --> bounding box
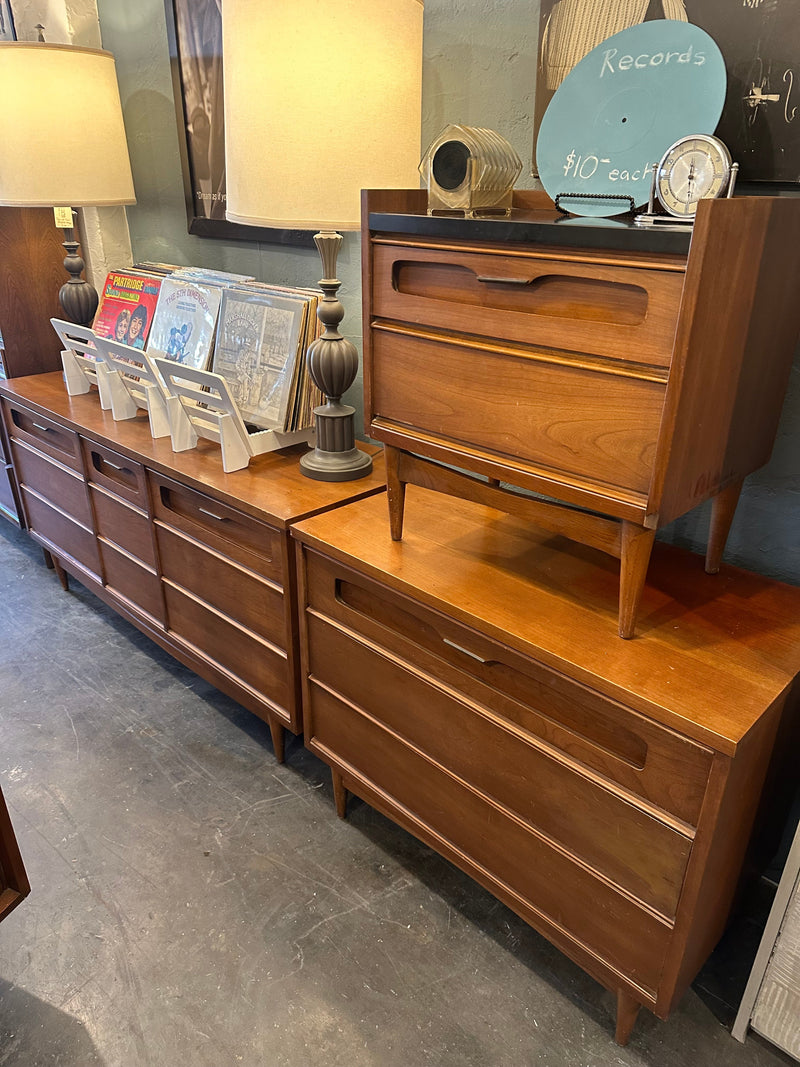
[301,231,373,483]
[384,446,744,639]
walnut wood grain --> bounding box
[293,487,800,754]
[371,327,664,495]
[0,374,386,528]
[0,207,66,379]
[292,485,800,1043]
[705,477,744,575]
[654,197,800,526]
[372,242,684,367]
[305,549,712,825]
[0,374,386,756]
[615,989,641,1045]
[362,190,800,637]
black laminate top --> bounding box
[368,208,694,256]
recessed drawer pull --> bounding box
[198,506,229,522]
[476,275,531,286]
[101,459,129,474]
[443,636,489,663]
[32,422,54,433]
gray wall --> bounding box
[96,0,799,585]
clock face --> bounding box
[656,135,732,218]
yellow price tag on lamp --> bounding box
[53,206,73,228]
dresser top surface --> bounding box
[293,487,800,752]
[0,373,386,527]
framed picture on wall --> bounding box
[0,0,16,41]
[532,1,800,185]
[163,0,314,247]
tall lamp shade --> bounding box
[223,0,423,481]
[0,43,135,324]
[223,0,423,230]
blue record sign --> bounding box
[536,20,727,217]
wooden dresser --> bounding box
[0,372,385,759]
[0,207,69,525]
[292,487,800,1044]
[361,189,800,637]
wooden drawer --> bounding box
[306,611,692,916]
[83,439,149,510]
[304,552,712,825]
[307,682,672,995]
[156,523,285,646]
[371,241,684,369]
[151,472,282,582]
[21,486,101,578]
[11,440,92,527]
[164,582,289,711]
[370,327,665,496]
[2,399,82,470]
[91,486,156,567]
[99,539,164,624]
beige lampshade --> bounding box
[0,43,135,207]
[222,0,423,231]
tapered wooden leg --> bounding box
[332,770,348,819]
[268,719,285,764]
[705,478,744,574]
[384,445,406,541]
[42,548,55,570]
[615,989,641,1045]
[52,558,70,591]
[618,523,656,639]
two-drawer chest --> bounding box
[292,487,800,1044]
[0,372,385,759]
[361,189,800,637]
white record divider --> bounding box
[152,357,315,473]
[91,335,171,439]
[51,318,114,409]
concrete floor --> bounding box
[0,519,793,1067]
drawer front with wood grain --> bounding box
[83,439,149,509]
[306,610,692,916]
[2,399,82,470]
[21,486,101,578]
[164,582,289,711]
[99,539,164,624]
[151,472,281,582]
[155,522,286,646]
[371,242,685,369]
[307,682,672,995]
[304,551,712,825]
[11,440,92,527]
[91,486,156,567]
[370,328,665,496]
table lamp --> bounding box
[0,43,136,326]
[222,0,423,481]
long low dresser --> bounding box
[0,372,386,760]
[291,486,800,1044]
